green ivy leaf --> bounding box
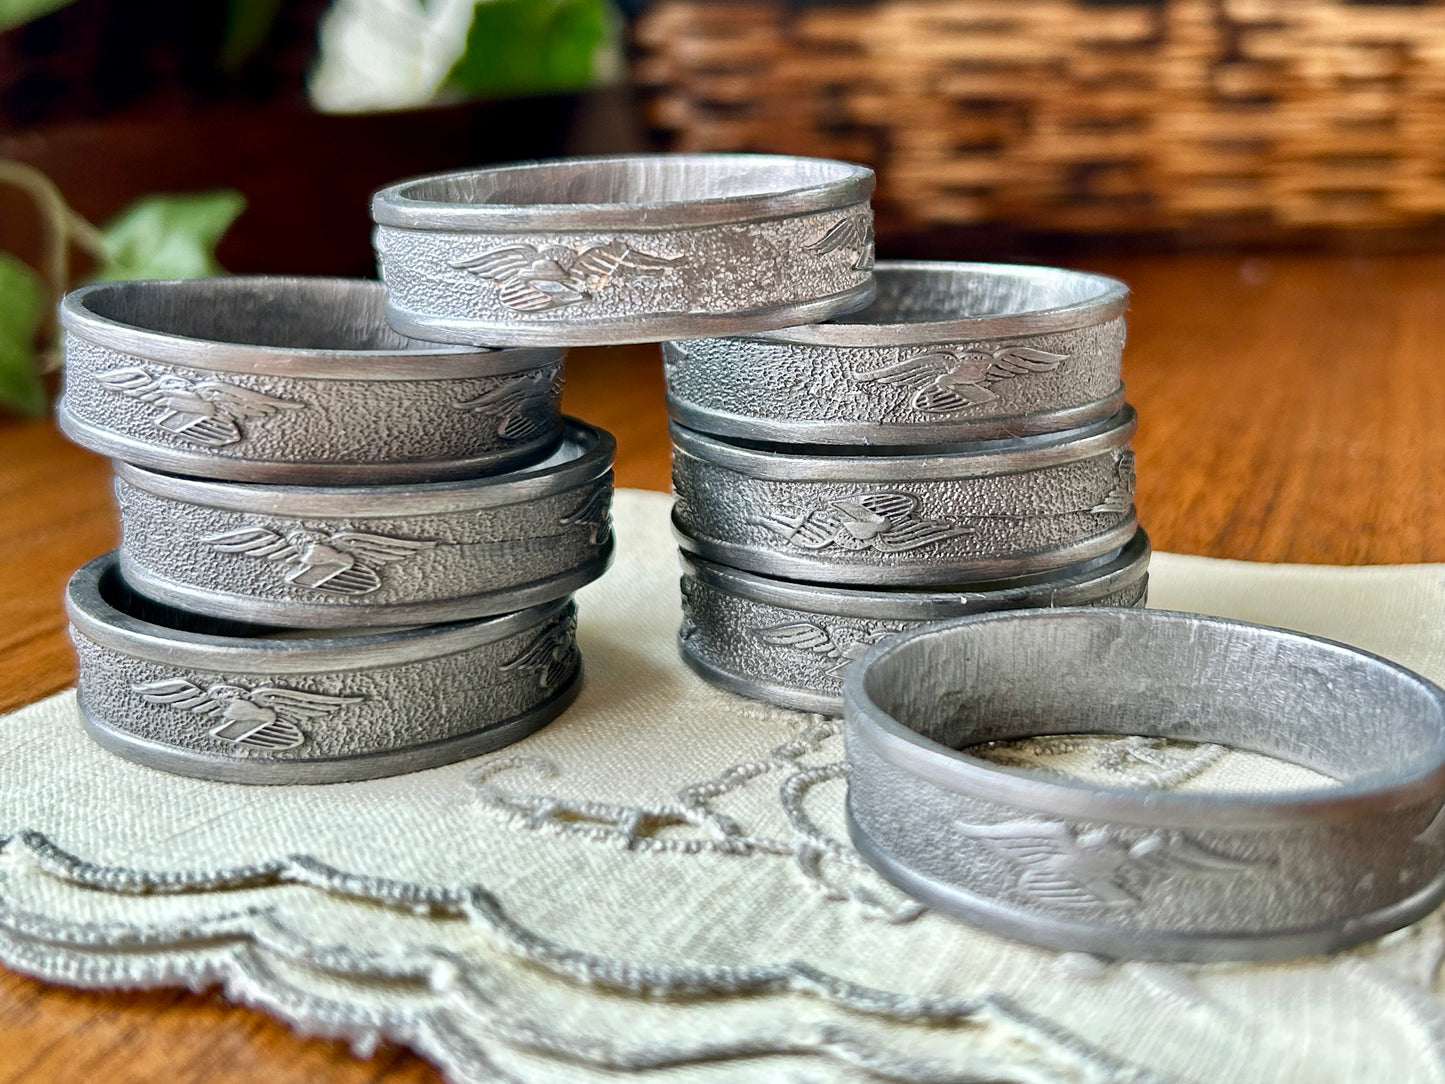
[219,0,285,72]
[444,0,619,99]
[95,190,247,282]
[0,253,46,416]
[0,0,77,32]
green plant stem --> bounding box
[0,159,107,369]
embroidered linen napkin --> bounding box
[3,489,1445,1084]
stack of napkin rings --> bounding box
[54,152,1445,965]
[666,260,1147,714]
[58,154,878,783]
[59,276,611,784]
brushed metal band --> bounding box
[67,554,582,784]
[743,261,1128,345]
[60,277,564,485]
[677,533,1149,715]
[844,608,1445,961]
[113,420,614,628]
[670,412,1138,586]
[370,153,876,230]
[371,153,877,346]
[664,262,1128,444]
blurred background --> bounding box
[2,0,1445,414]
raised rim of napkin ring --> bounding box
[110,419,613,628]
[371,153,877,346]
[675,533,1149,715]
[59,276,546,378]
[59,277,566,484]
[739,261,1128,346]
[66,554,581,784]
[669,405,1135,481]
[843,607,1445,961]
[371,152,876,231]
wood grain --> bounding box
[2,250,1443,1080]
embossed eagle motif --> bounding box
[450,240,681,313]
[453,364,564,441]
[558,484,613,546]
[851,346,1070,414]
[133,679,362,750]
[677,579,700,642]
[200,527,436,596]
[805,214,875,271]
[1090,449,1137,515]
[757,492,970,553]
[957,819,1263,909]
[96,367,303,447]
[756,622,895,676]
[501,610,578,691]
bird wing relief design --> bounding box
[956,818,1267,910]
[201,527,437,596]
[850,345,1070,415]
[804,212,875,272]
[754,622,895,676]
[756,491,971,553]
[449,240,682,313]
[452,363,564,442]
[96,367,304,447]
[677,578,699,643]
[1090,449,1137,515]
[500,610,579,692]
[558,483,613,546]
[133,679,364,750]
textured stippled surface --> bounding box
[847,728,1443,957]
[114,467,613,625]
[672,439,1137,584]
[375,207,873,343]
[665,318,1126,442]
[70,603,577,767]
[844,609,1445,960]
[678,567,1148,713]
[61,336,564,483]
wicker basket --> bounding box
[633,0,1445,242]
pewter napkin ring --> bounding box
[665,261,1128,444]
[671,410,1137,585]
[371,153,876,346]
[67,554,580,784]
[844,608,1445,961]
[678,531,1148,715]
[114,420,613,628]
[59,277,564,484]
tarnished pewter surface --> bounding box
[59,277,565,484]
[114,420,614,627]
[66,554,581,784]
[844,608,1445,961]
[677,533,1149,714]
[371,154,876,346]
[665,262,1128,443]
[671,412,1137,585]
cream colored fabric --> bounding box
[4,488,1445,1084]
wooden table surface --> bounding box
[1,249,1442,1081]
